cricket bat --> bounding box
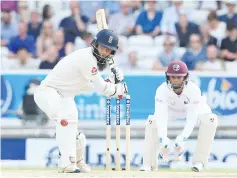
[96,9,108,31]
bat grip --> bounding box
[111,68,120,84]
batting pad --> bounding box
[143,115,159,171]
[192,113,218,167]
[76,132,87,162]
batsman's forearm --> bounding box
[91,73,107,93]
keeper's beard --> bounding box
[172,83,184,95]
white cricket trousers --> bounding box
[34,85,78,167]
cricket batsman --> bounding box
[34,29,128,173]
[142,60,218,172]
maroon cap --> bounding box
[167,61,188,76]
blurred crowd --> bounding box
[1,0,237,72]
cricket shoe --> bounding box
[77,160,92,173]
[58,163,80,173]
[191,162,204,172]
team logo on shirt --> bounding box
[184,97,190,104]
[91,67,98,75]
[173,64,180,71]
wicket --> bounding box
[106,95,131,171]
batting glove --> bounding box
[111,67,124,84]
[113,82,128,98]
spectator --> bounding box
[39,45,60,69]
[127,51,139,69]
[28,11,42,41]
[130,0,143,19]
[4,48,39,70]
[79,1,103,22]
[220,22,237,61]
[1,9,18,46]
[42,4,59,29]
[152,37,181,70]
[200,23,218,47]
[19,78,48,125]
[175,12,200,47]
[1,1,18,13]
[109,1,135,37]
[156,1,170,11]
[196,45,224,71]
[218,0,237,25]
[114,40,130,68]
[36,20,54,60]
[160,1,185,35]
[79,1,120,23]
[198,0,218,11]
[207,11,226,46]
[181,34,207,70]
[8,21,35,58]
[75,32,91,49]
[119,51,140,70]
[135,1,162,37]
[81,32,93,47]
[103,1,121,15]
[59,1,89,43]
[42,4,52,21]
[53,29,74,59]
[17,1,29,22]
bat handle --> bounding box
[111,68,120,84]
[109,62,124,99]
[110,62,124,84]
